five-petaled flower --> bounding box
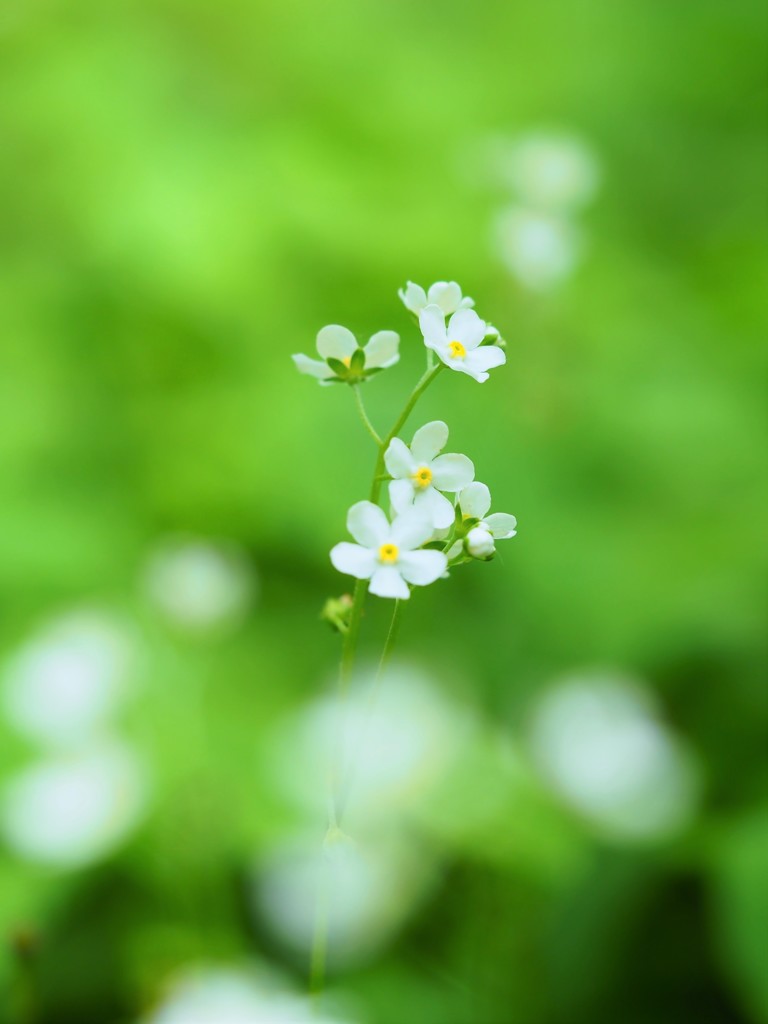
[419,306,506,383]
[330,502,447,599]
[398,281,474,317]
[385,420,474,530]
[453,482,517,560]
[292,325,399,384]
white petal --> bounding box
[398,281,427,314]
[433,346,459,370]
[398,550,447,586]
[427,281,462,315]
[464,346,506,375]
[430,453,475,492]
[485,513,518,539]
[330,543,376,579]
[316,324,357,360]
[452,360,489,383]
[369,566,410,599]
[388,479,415,516]
[418,304,447,349]
[347,501,389,546]
[414,487,456,530]
[389,510,434,551]
[384,438,415,479]
[459,296,475,309]
[460,482,491,519]
[291,354,333,380]
[410,420,448,463]
[364,330,400,369]
[447,309,486,351]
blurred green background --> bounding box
[1,1,766,1022]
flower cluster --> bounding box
[293,281,516,602]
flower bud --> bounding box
[466,525,495,559]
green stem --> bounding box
[340,362,443,687]
[335,599,402,825]
[352,384,382,446]
[310,362,443,999]
[369,362,443,503]
[309,867,329,999]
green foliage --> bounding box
[0,0,765,1021]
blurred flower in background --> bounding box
[254,830,437,969]
[481,130,602,290]
[140,965,355,1024]
[1,739,146,868]
[141,536,255,634]
[265,663,472,828]
[529,672,700,841]
[1,608,136,748]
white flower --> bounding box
[460,482,517,538]
[398,280,474,317]
[330,501,446,600]
[419,305,506,383]
[385,420,474,530]
[292,324,399,383]
[445,483,517,560]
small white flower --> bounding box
[398,281,474,317]
[330,501,446,600]
[385,420,474,530]
[449,482,517,560]
[419,305,506,383]
[292,324,399,383]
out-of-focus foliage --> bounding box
[0,1,766,1022]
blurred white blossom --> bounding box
[1,740,147,867]
[529,673,699,840]
[475,129,601,290]
[254,830,435,968]
[1,608,136,748]
[497,132,601,212]
[141,966,353,1024]
[494,207,582,291]
[142,536,254,632]
[267,663,471,826]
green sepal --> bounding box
[326,357,349,380]
[350,347,365,373]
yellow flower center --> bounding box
[448,340,466,358]
[412,466,433,489]
[341,356,352,367]
[378,543,399,564]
